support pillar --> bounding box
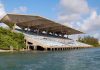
[61,34,64,38]
[27,26,30,33]
[52,48,54,51]
[37,29,40,35]
[57,34,60,37]
[67,35,69,39]
[25,40,28,51]
[22,27,24,31]
[45,48,47,51]
[50,48,52,51]
[12,23,16,32]
[34,45,37,50]
[52,32,55,36]
[10,45,13,51]
[46,29,49,35]
[56,48,58,51]
[27,45,30,51]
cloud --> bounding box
[58,0,100,40]
[0,3,6,19]
[81,10,100,32]
[58,0,100,32]
[58,14,82,22]
[60,0,90,14]
[58,0,91,26]
[12,6,28,14]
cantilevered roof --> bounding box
[0,14,83,35]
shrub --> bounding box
[78,36,99,47]
[0,27,25,50]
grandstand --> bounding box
[0,14,92,51]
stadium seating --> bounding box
[15,29,91,48]
[24,32,91,47]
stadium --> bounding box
[0,14,92,51]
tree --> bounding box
[78,36,99,47]
[0,27,25,50]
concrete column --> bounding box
[50,48,52,51]
[12,23,16,32]
[59,48,61,51]
[67,35,69,39]
[62,48,63,51]
[34,45,37,50]
[52,32,55,36]
[28,45,30,50]
[61,34,64,38]
[26,26,30,33]
[37,29,40,35]
[10,45,13,51]
[56,48,58,51]
[22,27,24,30]
[25,40,28,50]
[45,48,47,51]
[22,27,25,33]
[57,48,59,51]
[57,34,59,37]
[62,48,63,50]
[46,29,49,34]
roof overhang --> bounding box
[0,14,84,35]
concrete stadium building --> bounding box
[0,14,92,51]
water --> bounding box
[0,48,100,70]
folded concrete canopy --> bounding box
[0,14,83,35]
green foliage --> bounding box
[78,36,99,47]
[0,27,25,50]
[6,22,14,29]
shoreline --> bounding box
[0,49,13,52]
[0,47,98,52]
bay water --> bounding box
[0,48,100,70]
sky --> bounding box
[0,0,100,40]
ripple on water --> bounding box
[0,48,100,70]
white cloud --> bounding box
[12,6,28,14]
[0,3,6,19]
[60,0,90,14]
[58,0,100,40]
[81,10,100,32]
[58,0,90,26]
[58,0,100,32]
[58,14,82,22]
